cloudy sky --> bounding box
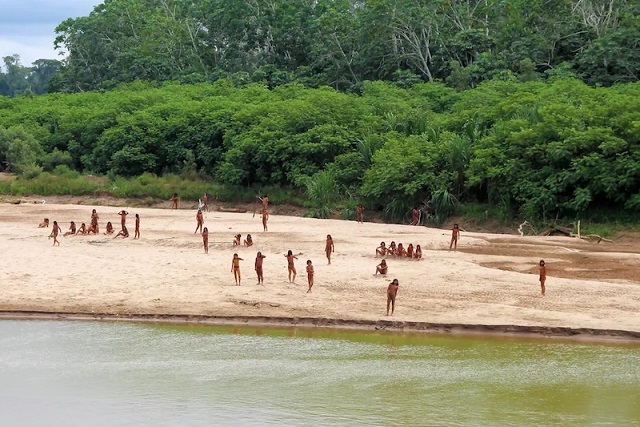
[1,0,100,67]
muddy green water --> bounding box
[1,321,639,426]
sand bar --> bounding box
[1,201,639,338]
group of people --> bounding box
[375,241,423,259]
[229,250,315,293]
[41,209,140,246]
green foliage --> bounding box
[304,169,340,218]
[431,189,458,226]
[0,125,44,173]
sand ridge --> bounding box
[1,202,639,333]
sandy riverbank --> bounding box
[1,201,640,336]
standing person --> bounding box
[202,227,209,254]
[64,221,77,236]
[255,251,266,285]
[261,209,269,232]
[202,192,210,212]
[88,209,99,234]
[306,260,314,293]
[356,204,364,223]
[231,253,243,286]
[169,193,180,209]
[134,214,140,239]
[118,210,128,230]
[195,209,204,234]
[539,260,546,296]
[258,195,269,211]
[449,224,461,250]
[386,279,399,316]
[284,250,298,283]
[325,234,334,265]
[411,207,420,226]
[51,221,62,246]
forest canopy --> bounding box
[1,78,639,220]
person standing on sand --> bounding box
[539,260,546,296]
[255,252,266,285]
[284,250,298,283]
[202,192,210,212]
[87,209,99,234]
[411,207,419,226]
[202,227,209,254]
[386,279,399,316]
[118,210,128,229]
[51,221,62,246]
[195,209,204,234]
[306,260,314,293]
[356,204,364,223]
[258,195,269,211]
[134,214,140,239]
[325,234,334,264]
[261,209,269,231]
[449,224,461,250]
[231,253,243,285]
[169,193,180,209]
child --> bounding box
[325,234,334,265]
[396,243,407,257]
[134,214,140,239]
[64,221,77,236]
[51,221,62,246]
[450,223,461,250]
[202,227,209,254]
[169,193,180,209]
[104,221,114,235]
[261,209,269,232]
[306,260,314,293]
[244,234,253,247]
[356,204,364,223]
[386,279,399,316]
[231,253,243,285]
[376,259,388,275]
[233,234,241,246]
[539,260,546,296]
[38,218,49,228]
[284,250,298,283]
[255,252,266,285]
[414,244,422,260]
[376,242,387,257]
[195,209,204,234]
[406,243,414,258]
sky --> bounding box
[0,0,101,68]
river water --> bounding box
[1,320,639,426]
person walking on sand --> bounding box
[284,250,298,283]
[255,251,266,285]
[386,279,399,316]
[195,209,204,234]
[261,209,269,231]
[449,223,461,250]
[202,227,209,254]
[306,260,314,293]
[539,259,546,296]
[325,234,334,264]
[64,221,77,236]
[356,204,364,223]
[169,192,180,209]
[376,259,388,275]
[51,221,62,246]
[134,214,140,239]
[231,253,243,285]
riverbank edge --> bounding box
[1,311,639,343]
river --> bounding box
[1,320,639,426]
